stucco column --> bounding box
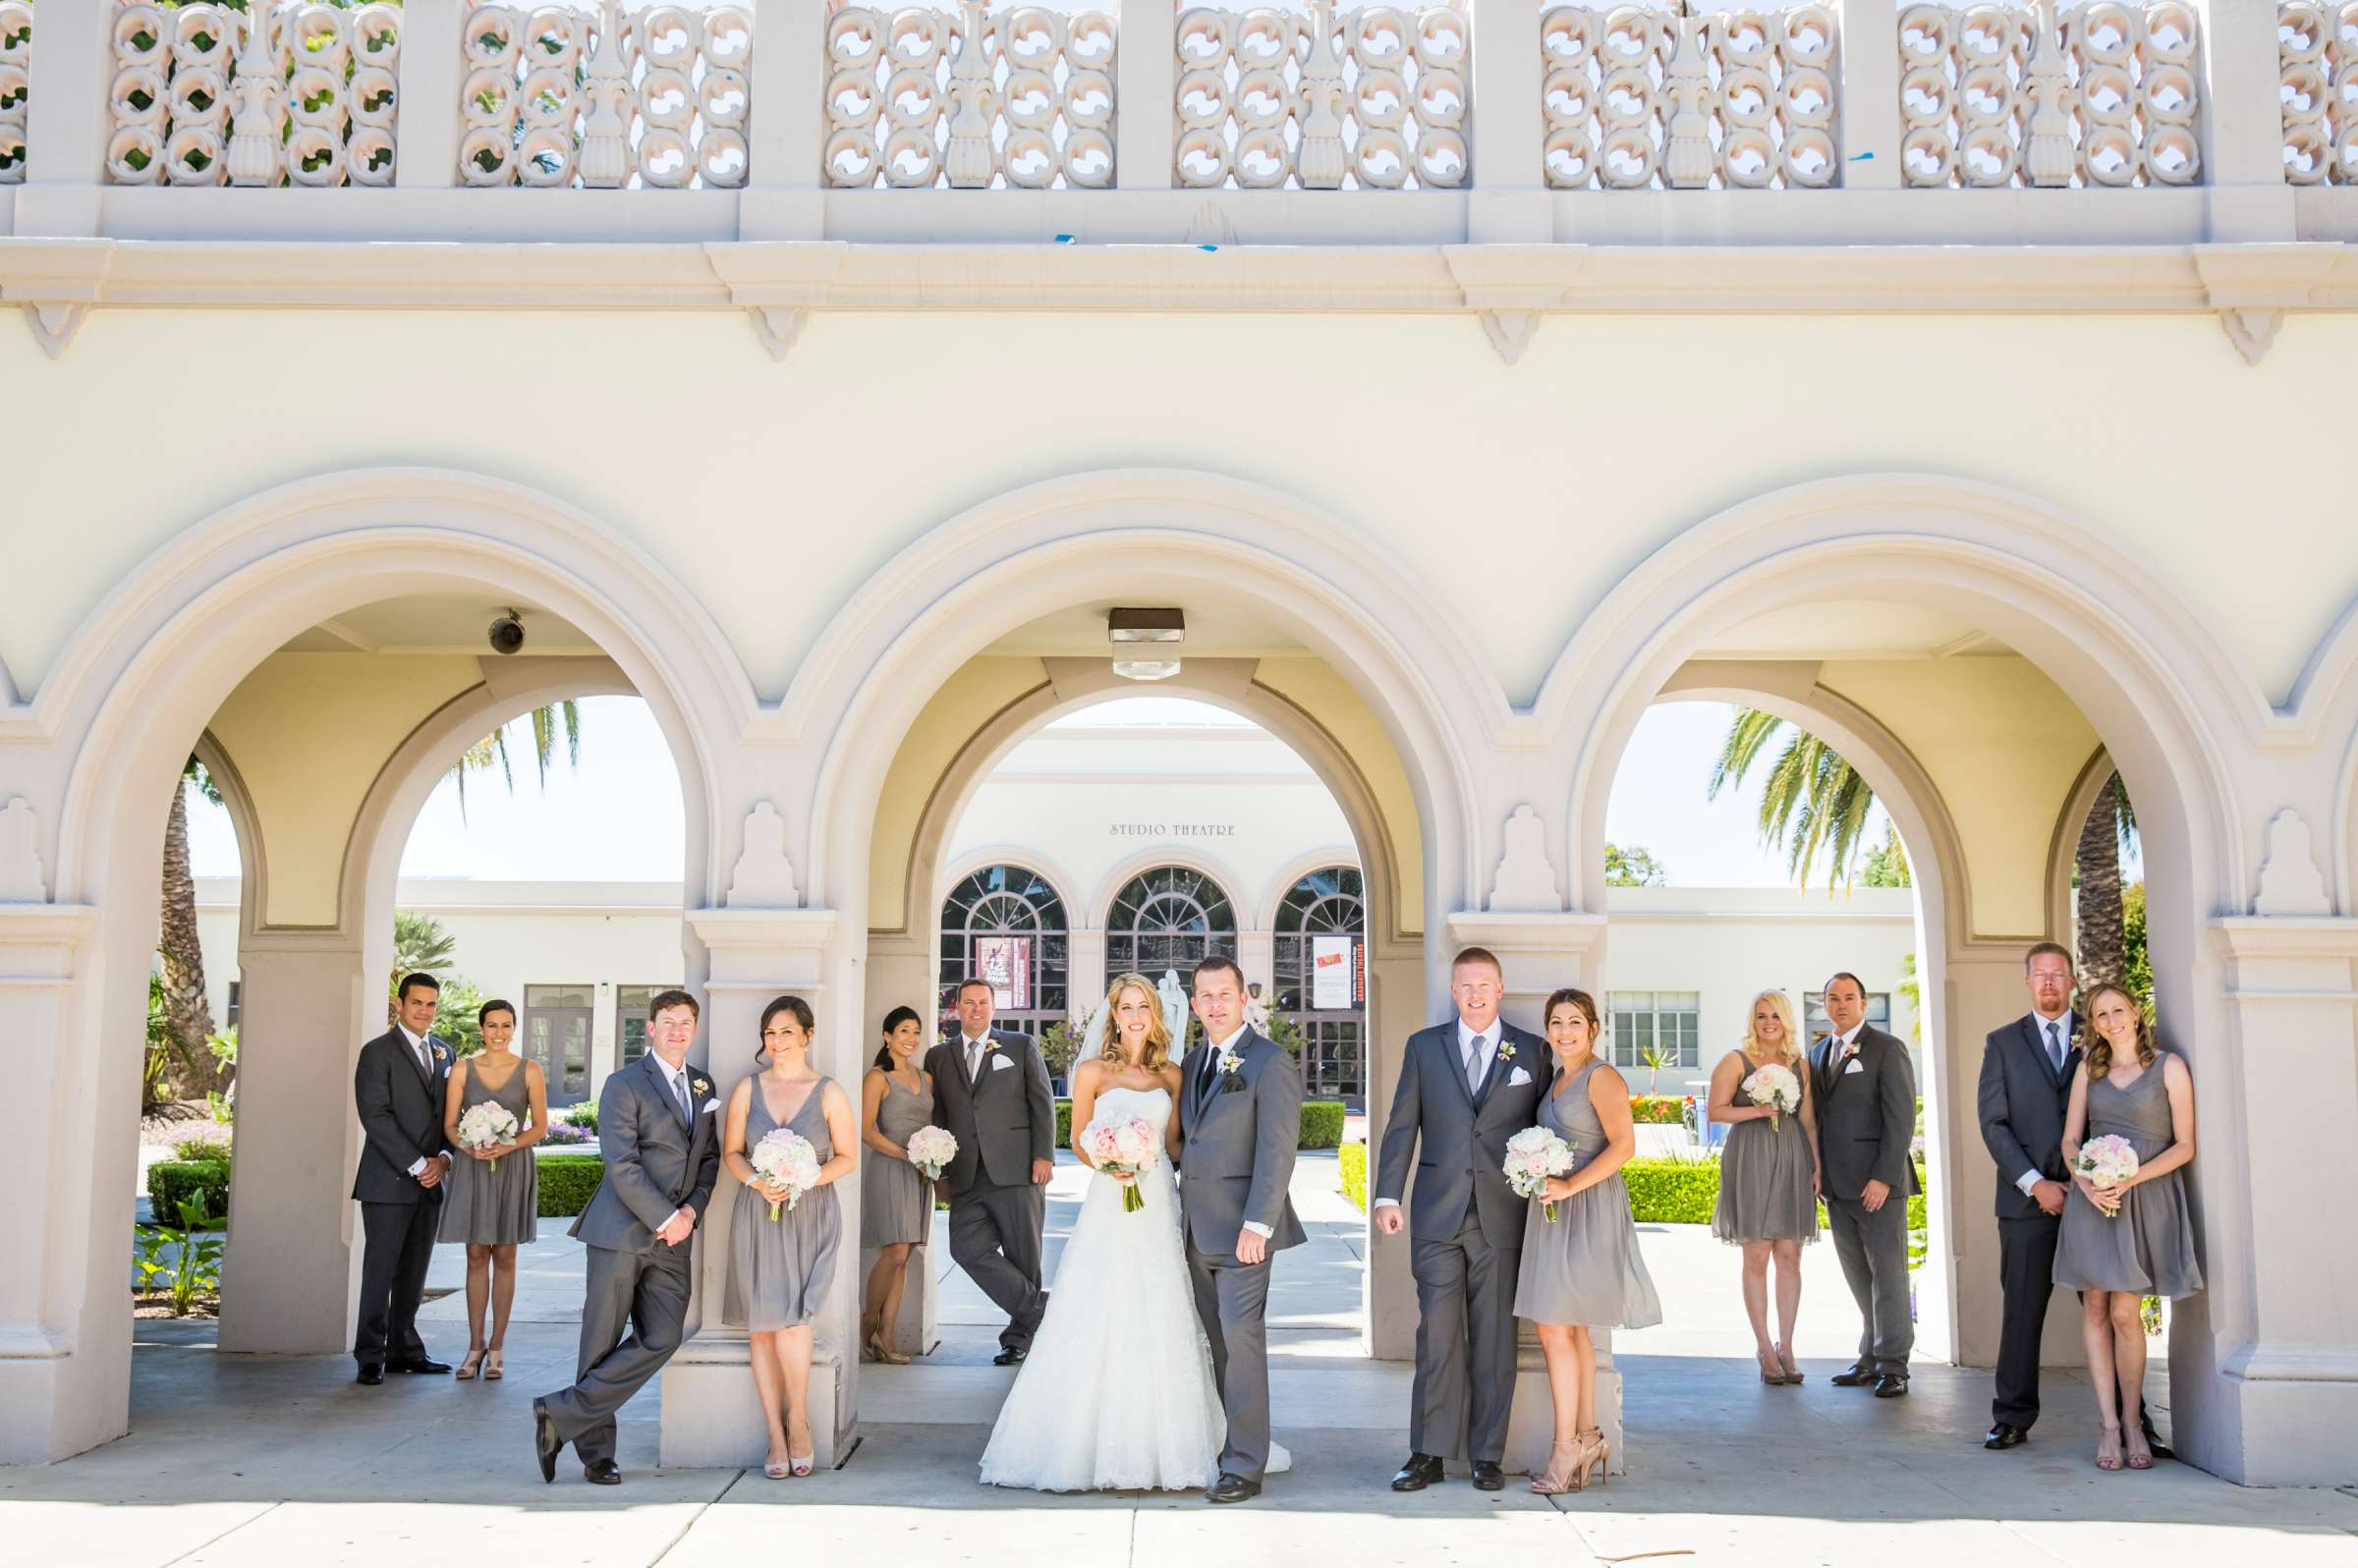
[0,905,98,1464]
[2199,918,2358,1485]
[861,923,938,1354]
[1443,910,1622,1475]
[741,0,824,238]
[1114,0,1176,191]
[2193,0,2296,242]
[662,907,849,1467]
[16,0,107,234]
[1838,0,1902,190]
[1068,927,1107,1010]
[1468,0,1547,239]
[216,933,369,1354]
[1238,926,1275,1005]
[393,0,462,190]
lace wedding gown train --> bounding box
[977,1085,1289,1492]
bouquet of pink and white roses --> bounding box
[2073,1134,2140,1217]
[1083,1113,1159,1213]
[1742,1062,1803,1130]
[456,1101,521,1171]
[749,1127,821,1220]
[904,1125,958,1182]
[1503,1125,1578,1222]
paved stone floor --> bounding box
[17,1151,2355,1566]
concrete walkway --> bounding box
[18,1152,2355,1567]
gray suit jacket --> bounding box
[924,1029,1054,1194]
[1979,1012,2082,1220]
[569,1052,722,1254]
[1177,1028,1308,1258]
[1374,1019,1549,1246]
[1811,1024,1921,1202]
[351,1027,454,1204]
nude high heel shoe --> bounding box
[1573,1428,1610,1490]
[1529,1439,1583,1495]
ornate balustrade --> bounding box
[0,3,27,186]
[1897,0,2201,189]
[1173,0,1467,191]
[460,1,750,187]
[2279,2,2358,186]
[1541,4,1837,191]
[823,1,1114,189]
[104,1,403,188]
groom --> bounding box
[1178,955,1307,1504]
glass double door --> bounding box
[524,983,592,1104]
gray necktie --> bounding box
[2045,1021,2064,1075]
[1465,1033,1488,1092]
[968,1039,985,1082]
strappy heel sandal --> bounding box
[1777,1343,1803,1383]
[1574,1428,1610,1490]
[483,1348,503,1381]
[2096,1426,2124,1472]
[2125,1429,2154,1471]
[455,1348,484,1381]
[1757,1349,1786,1384]
[1529,1439,1583,1495]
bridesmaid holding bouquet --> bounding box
[438,999,546,1381]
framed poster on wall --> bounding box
[977,935,1033,1011]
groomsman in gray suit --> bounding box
[350,973,455,1383]
[1374,946,1548,1492]
[534,989,719,1485]
[1813,971,1921,1398]
[924,979,1055,1364]
[1177,955,1308,1504]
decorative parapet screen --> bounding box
[1541,4,1838,190]
[823,2,1115,188]
[0,2,27,186]
[2279,2,2358,185]
[460,1,751,188]
[1173,1,1469,190]
[1898,0,2200,188]
[106,1,403,187]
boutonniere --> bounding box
[1496,1041,1517,1062]
[1217,1047,1245,1077]
[692,1077,710,1096]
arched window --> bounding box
[1274,866,1367,1103]
[1104,866,1237,980]
[938,865,1069,1039]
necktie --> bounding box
[668,1066,690,1122]
[968,1039,984,1082]
[2045,1021,2064,1075]
[412,1036,429,1075]
[1198,1042,1219,1111]
[1465,1034,1488,1093]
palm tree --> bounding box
[156,758,227,1099]
[1710,708,1878,891]
[387,910,460,1025]
[2074,777,2137,988]
[451,700,582,816]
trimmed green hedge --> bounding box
[146,1160,230,1226]
[1621,1156,1932,1230]
[536,1155,605,1218]
[1339,1143,1368,1211]
[1054,1098,1348,1149]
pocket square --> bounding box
[1843,1058,1864,1075]
[1218,1075,1247,1094]
[702,1099,721,1115]
[990,1054,1015,1071]
[1508,1067,1533,1088]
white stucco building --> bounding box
[6,0,2356,1488]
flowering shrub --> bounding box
[1628,1096,1684,1125]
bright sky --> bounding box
[184,694,1869,888]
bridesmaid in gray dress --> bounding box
[721,995,857,1479]
[1705,988,1822,1386]
[860,1005,937,1364]
[1515,987,1662,1495]
[437,999,546,1382]
[2053,981,2200,1474]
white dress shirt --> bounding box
[1200,1025,1272,1241]
[397,1024,440,1178]
[1824,1021,1863,1067]
[1374,1018,1500,1214]
[2016,1010,2073,1196]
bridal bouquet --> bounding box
[2073,1135,2140,1217]
[1742,1063,1803,1130]
[1503,1125,1578,1222]
[1083,1114,1159,1213]
[456,1101,521,1171]
[749,1127,821,1220]
[904,1125,958,1182]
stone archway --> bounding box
[19,470,744,1463]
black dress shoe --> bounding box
[1829,1364,1876,1387]
[355,1364,385,1386]
[1985,1423,2028,1450]
[1470,1460,1505,1491]
[992,1347,1028,1367]
[533,1399,562,1484]
[1874,1372,1910,1398]
[1205,1471,1260,1504]
[389,1357,451,1375]
[1389,1452,1444,1491]
[584,1458,622,1485]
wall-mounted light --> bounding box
[1109,606,1184,681]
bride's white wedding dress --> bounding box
[977,1084,1291,1492]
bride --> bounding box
[978,970,1290,1492]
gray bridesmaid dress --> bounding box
[860,1070,936,1250]
[724,1079,842,1331]
[438,1058,538,1245]
[1711,1050,1821,1245]
[2053,1053,2203,1300]
[1514,1058,1664,1328]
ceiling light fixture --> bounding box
[1108,606,1184,682]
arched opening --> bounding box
[1271,865,1370,1104]
[937,863,1073,1056]
[1103,865,1240,978]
